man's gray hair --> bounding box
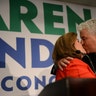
[77,19,96,34]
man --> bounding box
[52,19,96,73]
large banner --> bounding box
[0,0,96,96]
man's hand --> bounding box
[57,57,73,71]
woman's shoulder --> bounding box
[70,58,87,65]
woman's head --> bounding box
[52,32,86,62]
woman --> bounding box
[52,32,96,81]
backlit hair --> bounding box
[77,19,96,35]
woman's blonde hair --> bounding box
[52,32,81,62]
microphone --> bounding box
[75,50,85,55]
[75,50,81,54]
[76,50,96,73]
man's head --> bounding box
[77,19,96,53]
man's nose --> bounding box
[80,40,84,45]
